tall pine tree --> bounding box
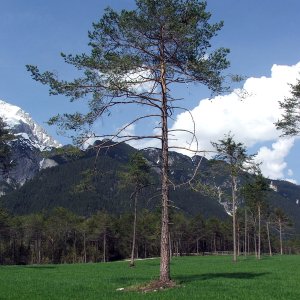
[27,0,230,283]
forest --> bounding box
[0,204,298,265]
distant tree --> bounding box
[265,211,273,257]
[23,213,46,264]
[242,172,269,259]
[0,117,14,177]
[273,208,292,255]
[190,214,206,254]
[0,207,12,264]
[276,79,300,136]
[212,134,254,262]
[27,0,231,283]
[206,218,222,253]
[87,211,112,262]
[170,212,189,256]
[136,210,160,258]
[46,207,79,263]
[119,152,151,267]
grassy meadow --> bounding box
[0,255,299,299]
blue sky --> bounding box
[1,0,300,183]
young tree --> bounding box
[212,134,254,262]
[276,79,300,136]
[87,211,112,262]
[120,152,151,267]
[242,173,269,259]
[273,208,292,255]
[27,0,230,283]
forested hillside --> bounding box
[1,142,227,219]
[1,141,300,233]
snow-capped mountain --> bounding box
[0,99,61,150]
[0,99,60,188]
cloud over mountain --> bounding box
[169,62,300,181]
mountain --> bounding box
[0,100,60,150]
[2,139,300,233]
[0,142,228,220]
[0,99,61,188]
[1,99,300,232]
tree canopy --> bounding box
[276,79,300,136]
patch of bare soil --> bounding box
[126,280,178,293]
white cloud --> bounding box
[122,68,156,94]
[169,62,300,180]
[255,138,295,179]
[288,169,294,177]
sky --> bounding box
[1,1,300,183]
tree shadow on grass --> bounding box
[176,272,270,283]
[24,265,58,270]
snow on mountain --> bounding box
[0,99,61,151]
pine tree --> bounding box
[120,152,151,267]
[212,134,254,262]
[27,0,230,283]
[273,208,292,255]
[242,172,269,259]
[276,79,300,136]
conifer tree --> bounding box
[212,134,254,262]
[276,79,300,136]
[120,152,151,267]
[273,208,292,255]
[27,0,230,283]
[243,172,269,259]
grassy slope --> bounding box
[0,256,299,300]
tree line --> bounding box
[0,204,297,266]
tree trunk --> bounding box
[73,232,77,263]
[279,221,283,255]
[254,234,257,258]
[159,34,171,283]
[266,222,272,256]
[213,233,217,253]
[83,232,87,263]
[237,223,240,256]
[244,208,247,256]
[169,232,172,259]
[103,230,106,262]
[130,190,138,267]
[232,176,237,262]
[258,205,261,260]
[37,237,41,264]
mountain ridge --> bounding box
[0,99,61,187]
[0,99,61,151]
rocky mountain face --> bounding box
[0,99,60,188]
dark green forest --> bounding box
[1,206,299,265]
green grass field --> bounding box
[0,255,299,299]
